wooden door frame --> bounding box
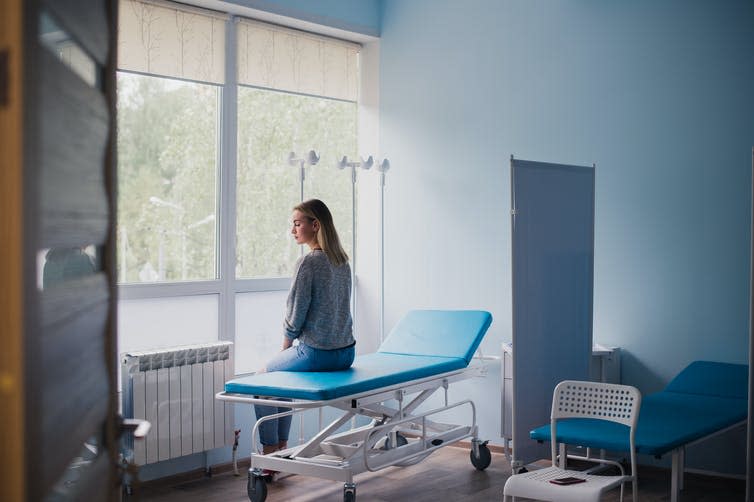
[0,0,26,500]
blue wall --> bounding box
[380,0,754,473]
[226,0,381,36]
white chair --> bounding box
[503,380,642,502]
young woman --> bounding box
[254,199,355,460]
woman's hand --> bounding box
[282,337,293,350]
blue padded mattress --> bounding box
[224,309,493,401]
[530,392,747,456]
[529,361,748,457]
[225,352,467,401]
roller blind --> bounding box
[118,0,226,84]
[237,19,360,102]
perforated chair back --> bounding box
[550,380,641,466]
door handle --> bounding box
[119,418,151,439]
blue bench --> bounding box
[530,360,748,502]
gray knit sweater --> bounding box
[284,249,354,350]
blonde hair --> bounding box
[294,199,349,266]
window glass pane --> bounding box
[236,87,357,278]
[118,295,219,357]
[117,72,219,283]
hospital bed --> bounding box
[216,309,494,502]
[529,360,748,502]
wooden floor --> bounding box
[131,446,745,502]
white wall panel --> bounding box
[235,290,288,374]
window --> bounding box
[116,0,225,283]
[116,0,361,358]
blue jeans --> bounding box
[254,342,355,446]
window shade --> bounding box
[237,19,360,102]
[118,0,226,84]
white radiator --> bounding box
[121,341,234,465]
